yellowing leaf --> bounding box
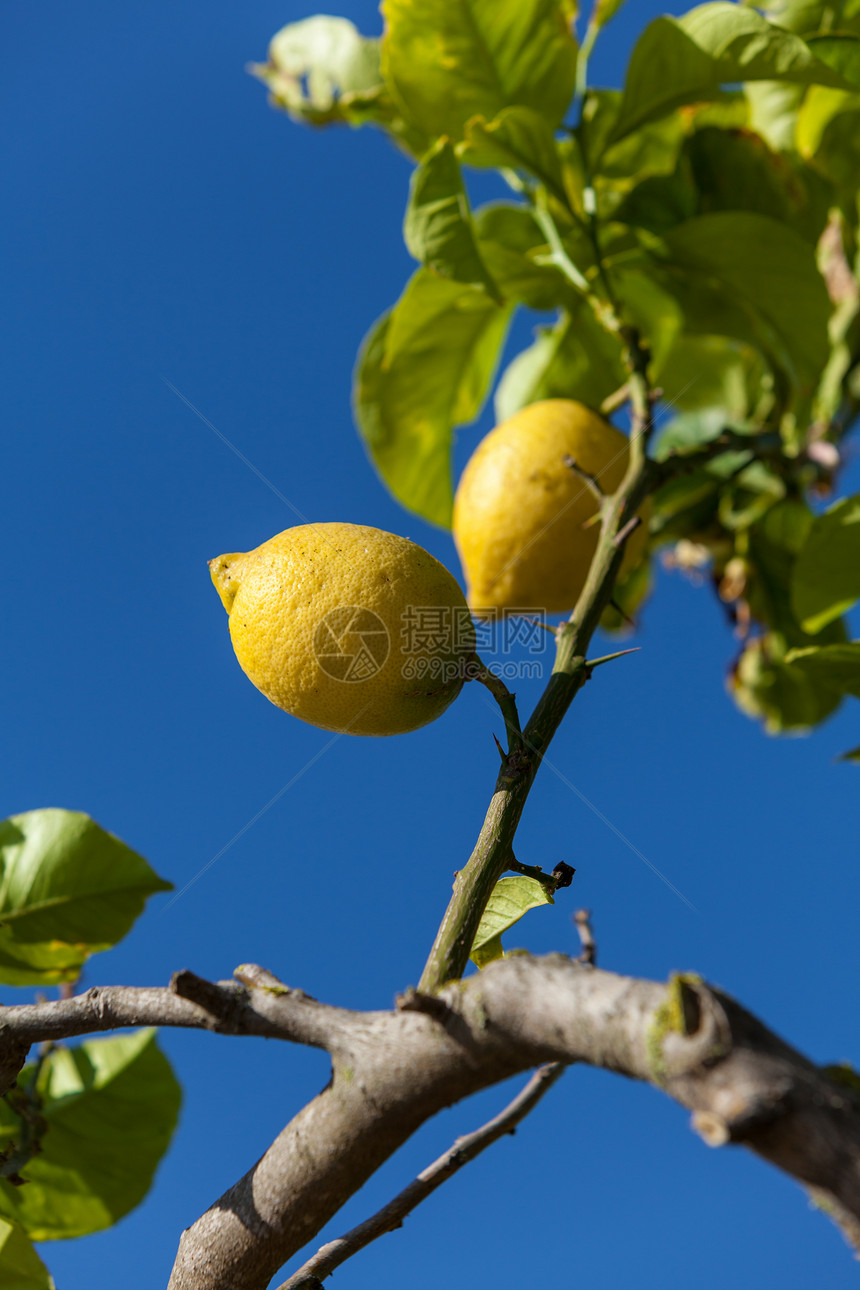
[469,875,554,969]
[382,0,577,142]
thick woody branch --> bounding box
[161,956,860,1289]
[276,1063,565,1290]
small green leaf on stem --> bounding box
[469,875,554,969]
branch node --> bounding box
[234,964,296,997]
[395,989,450,1021]
[691,1110,731,1147]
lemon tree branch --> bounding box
[418,353,658,993]
[162,956,860,1288]
[275,1063,566,1290]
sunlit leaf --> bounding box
[404,140,499,297]
[656,335,768,421]
[611,2,850,144]
[469,875,554,969]
[0,1031,181,1240]
[745,81,806,151]
[354,272,511,526]
[382,0,578,142]
[474,204,575,311]
[791,496,860,633]
[494,303,625,422]
[458,107,568,204]
[797,85,860,189]
[0,810,171,986]
[0,1217,54,1289]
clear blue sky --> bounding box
[3,2,859,1287]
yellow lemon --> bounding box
[453,399,650,617]
[210,523,474,736]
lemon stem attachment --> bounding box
[417,328,659,995]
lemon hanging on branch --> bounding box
[453,399,651,618]
[210,523,475,737]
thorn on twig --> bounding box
[492,732,507,764]
[613,514,642,549]
[585,647,641,673]
[395,988,451,1021]
[574,909,596,966]
[563,454,604,503]
[606,598,636,629]
[519,615,558,637]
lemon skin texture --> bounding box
[453,399,651,617]
[210,523,475,737]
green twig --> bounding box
[418,340,657,992]
[530,191,591,293]
[467,654,523,755]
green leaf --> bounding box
[0,1218,54,1290]
[494,304,625,422]
[656,335,769,421]
[611,2,850,144]
[785,643,860,698]
[657,212,831,394]
[807,34,860,89]
[469,875,554,969]
[0,810,172,986]
[797,86,860,189]
[836,744,860,763]
[684,127,828,241]
[470,932,505,969]
[381,0,578,142]
[745,81,806,151]
[354,271,511,526]
[0,1031,181,1240]
[745,499,829,642]
[458,107,568,204]
[791,496,860,633]
[404,140,499,297]
[474,204,575,310]
[588,91,688,179]
[759,1,842,35]
[730,632,842,733]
